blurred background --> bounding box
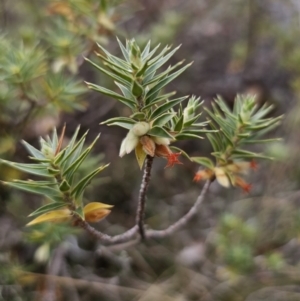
[1,0,300,300]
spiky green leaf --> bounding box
[147,126,174,139]
[191,157,214,169]
[86,82,136,109]
[3,180,63,202]
[0,160,51,177]
[71,164,109,199]
[29,202,67,217]
[150,96,188,120]
[152,113,176,127]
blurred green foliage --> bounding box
[0,0,122,158]
[1,1,300,301]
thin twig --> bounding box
[105,237,140,252]
[147,180,211,239]
[73,218,139,245]
[136,155,154,240]
[74,180,210,245]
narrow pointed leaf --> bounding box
[152,113,176,127]
[96,43,130,66]
[231,149,273,160]
[175,133,202,140]
[141,40,151,59]
[136,61,149,78]
[247,116,283,130]
[3,181,63,202]
[215,97,236,117]
[146,45,180,75]
[114,82,135,101]
[29,202,67,217]
[148,126,174,139]
[101,117,135,130]
[251,122,282,138]
[22,140,45,160]
[207,133,222,152]
[63,134,100,180]
[29,156,51,164]
[65,126,81,154]
[143,91,176,109]
[27,209,71,226]
[86,58,130,86]
[71,164,109,199]
[116,37,130,62]
[106,122,135,130]
[145,63,192,102]
[54,147,68,165]
[135,143,147,170]
[130,112,146,120]
[142,43,162,63]
[174,115,184,132]
[104,63,133,82]
[131,80,144,97]
[86,82,136,109]
[0,160,51,177]
[150,96,188,120]
[191,157,214,169]
[243,138,282,144]
[183,114,201,127]
[94,52,132,73]
[51,128,59,151]
[252,104,274,121]
[144,60,184,86]
[60,130,89,168]
[220,128,234,147]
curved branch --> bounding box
[135,155,154,240]
[74,179,210,245]
[147,180,211,239]
[73,218,139,245]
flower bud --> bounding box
[154,144,171,158]
[153,136,170,146]
[214,167,230,187]
[132,122,150,136]
[140,136,155,157]
[83,202,113,223]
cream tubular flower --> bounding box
[214,167,230,188]
[119,130,139,157]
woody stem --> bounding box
[136,155,154,240]
[147,180,211,239]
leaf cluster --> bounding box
[44,0,118,73]
[0,126,110,225]
[86,40,282,173]
[0,39,87,134]
[192,95,283,169]
[0,0,122,150]
[86,39,209,143]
